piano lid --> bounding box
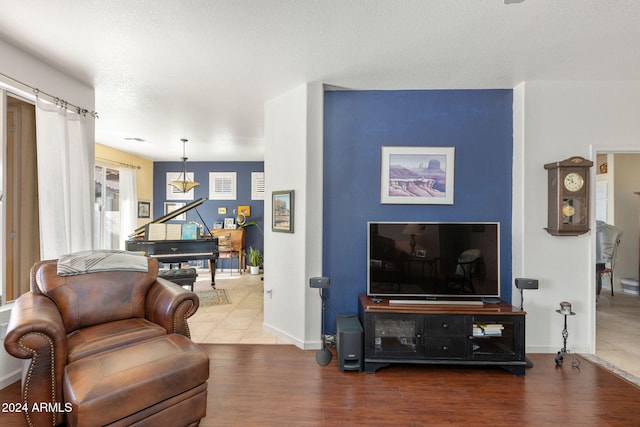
[130,197,207,238]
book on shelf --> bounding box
[474,323,504,337]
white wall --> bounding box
[0,38,95,388]
[514,81,640,354]
[0,40,94,115]
[263,82,324,349]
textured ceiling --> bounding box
[1,0,639,161]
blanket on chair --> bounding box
[57,249,148,276]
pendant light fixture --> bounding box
[169,138,200,192]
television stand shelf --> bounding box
[358,294,527,376]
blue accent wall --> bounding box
[153,161,264,268]
[323,90,513,332]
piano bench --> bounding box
[158,267,198,291]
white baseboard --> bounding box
[262,322,322,350]
[0,369,20,390]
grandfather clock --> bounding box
[544,156,594,236]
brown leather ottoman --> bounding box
[63,334,209,427]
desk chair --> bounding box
[217,233,241,275]
[596,221,623,299]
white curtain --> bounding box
[118,167,137,249]
[36,97,94,259]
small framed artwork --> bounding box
[164,202,186,221]
[137,201,151,219]
[209,172,237,200]
[224,217,236,229]
[272,190,294,233]
[380,146,455,205]
[218,207,227,215]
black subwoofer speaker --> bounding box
[336,314,363,372]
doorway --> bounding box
[594,152,640,379]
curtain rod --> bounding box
[0,71,99,118]
[96,157,141,170]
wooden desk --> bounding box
[210,228,246,272]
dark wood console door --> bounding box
[364,313,424,359]
[470,314,525,361]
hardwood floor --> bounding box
[2,277,638,426]
[596,291,640,379]
[2,348,639,426]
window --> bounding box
[94,165,121,249]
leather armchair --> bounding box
[4,257,203,427]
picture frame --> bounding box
[164,202,186,221]
[272,190,294,233]
[137,201,150,218]
[166,172,195,201]
[380,146,455,205]
[209,172,237,200]
[224,217,236,229]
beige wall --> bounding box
[95,143,154,228]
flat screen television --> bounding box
[367,222,500,299]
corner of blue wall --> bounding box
[322,89,513,333]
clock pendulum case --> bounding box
[544,156,594,236]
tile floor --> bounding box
[188,270,640,380]
[596,290,640,379]
[188,270,289,344]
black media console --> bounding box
[358,294,527,376]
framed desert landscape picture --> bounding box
[380,146,455,205]
[272,190,294,233]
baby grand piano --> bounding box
[126,197,219,288]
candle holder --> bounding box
[555,303,575,365]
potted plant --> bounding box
[248,246,262,275]
[240,220,263,235]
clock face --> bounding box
[563,172,584,192]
